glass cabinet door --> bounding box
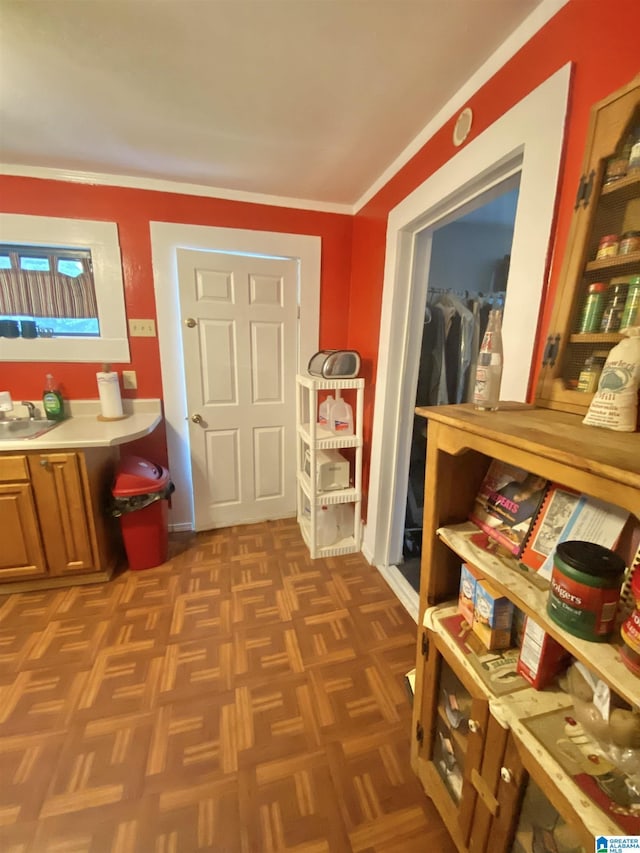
[433,656,474,803]
[536,79,640,416]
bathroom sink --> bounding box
[0,418,62,440]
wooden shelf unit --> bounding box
[410,401,640,851]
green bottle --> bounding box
[43,373,65,421]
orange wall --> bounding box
[0,179,353,464]
[348,0,639,500]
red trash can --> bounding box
[112,455,174,570]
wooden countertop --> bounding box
[415,402,640,490]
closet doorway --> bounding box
[400,179,520,592]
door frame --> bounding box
[363,63,572,577]
[150,223,321,531]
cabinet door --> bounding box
[417,630,491,852]
[504,736,591,853]
[536,77,640,415]
[28,452,96,575]
[0,454,47,580]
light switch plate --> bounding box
[122,370,137,390]
[128,319,156,337]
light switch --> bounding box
[128,319,156,337]
[122,370,137,390]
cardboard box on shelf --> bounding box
[517,616,570,689]
[472,578,514,650]
[458,563,483,626]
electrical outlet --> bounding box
[122,370,137,390]
[128,319,156,337]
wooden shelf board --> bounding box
[437,522,639,709]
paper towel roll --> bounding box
[96,370,124,419]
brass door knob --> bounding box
[185,318,197,328]
[191,413,203,424]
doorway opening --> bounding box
[363,65,572,621]
[399,178,520,593]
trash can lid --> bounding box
[113,455,170,496]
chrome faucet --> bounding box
[21,401,37,420]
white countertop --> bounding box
[0,399,162,451]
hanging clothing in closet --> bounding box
[416,292,494,407]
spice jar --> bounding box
[578,282,607,332]
[600,281,629,332]
[577,355,605,393]
[595,234,619,260]
[621,275,640,330]
[619,231,640,255]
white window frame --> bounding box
[0,213,130,362]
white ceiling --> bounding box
[0,0,548,209]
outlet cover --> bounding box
[128,319,156,337]
[122,370,137,390]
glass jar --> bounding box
[578,281,607,332]
[595,234,619,260]
[621,275,640,330]
[619,231,640,255]
[600,281,629,332]
[577,356,605,393]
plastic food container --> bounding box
[547,540,625,641]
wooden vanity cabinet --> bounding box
[0,446,120,591]
[0,454,47,580]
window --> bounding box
[0,243,100,337]
[0,215,130,362]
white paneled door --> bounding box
[177,249,299,530]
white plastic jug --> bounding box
[331,398,353,435]
[316,505,339,548]
[318,394,335,429]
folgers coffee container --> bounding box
[547,541,625,641]
[621,569,640,675]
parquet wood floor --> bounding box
[0,518,452,852]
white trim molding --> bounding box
[364,63,572,571]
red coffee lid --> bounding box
[588,282,608,293]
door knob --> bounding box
[191,413,203,424]
[185,317,197,328]
[500,767,513,784]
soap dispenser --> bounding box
[42,374,65,421]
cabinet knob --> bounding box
[185,317,197,328]
[40,458,50,468]
[468,719,480,734]
[500,766,513,784]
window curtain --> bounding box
[0,252,98,318]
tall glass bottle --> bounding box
[473,309,503,411]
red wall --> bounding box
[0,180,353,464]
[1,0,638,506]
[348,0,639,503]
